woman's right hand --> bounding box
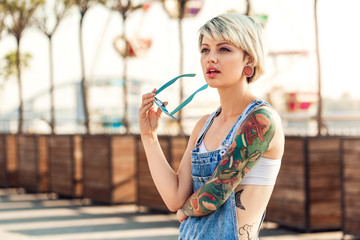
[139,88,166,137]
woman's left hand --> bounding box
[176,209,188,223]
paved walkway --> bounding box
[0,188,350,240]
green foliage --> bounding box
[0,50,32,80]
[0,3,7,38]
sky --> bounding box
[0,0,360,117]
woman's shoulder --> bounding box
[250,102,282,126]
[192,114,211,135]
[252,105,284,159]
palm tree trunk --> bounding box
[314,0,325,136]
[48,35,55,134]
[177,0,185,136]
[16,37,23,134]
[245,0,251,16]
[79,15,90,134]
[122,15,129,134]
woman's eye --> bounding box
[219,47,231,52]
[201,48,210,53]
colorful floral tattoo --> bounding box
[181,108,275,217]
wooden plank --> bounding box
[73,135,83,197]
[17,136,38,191]
[270,187,306,202]
[171,137,188,172]
[137,136,170,211]
[111,136,137,204]
[342,139,360,153]
[342,138,360,236]
[0,135,6,186]
[49,135,73,197]
[82,136,111,203]
[265,138,307,229]
[38,136,49,192]
[344,221,360,235]
[6,135,18,187]
[266,200,306,229]
[308,138,340,152]
[344,167,360,181]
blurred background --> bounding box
[1,0,359,136]
[1,0,360,240]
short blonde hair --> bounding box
[198,13,265,83]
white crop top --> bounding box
[198,140,281,186]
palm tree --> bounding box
[73,0,106,134]
[177,0,185,135]
[161,0,186,135]
[314,0,326,136]
[0,4,6,40]
[0,0,45,134]
[106,0,145,134]
[34,0,73,134]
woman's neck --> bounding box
[217,81,256,121]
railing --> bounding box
[1,112,360,136]
[0,134,359,238]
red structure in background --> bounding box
[286,92,318,112]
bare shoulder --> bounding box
[253,105,282,127]
[187,114,211,147]
[191,114,210,138]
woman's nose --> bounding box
[207,52,217,64]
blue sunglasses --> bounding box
[154,73,208,120]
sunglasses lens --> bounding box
[155,98,168,113]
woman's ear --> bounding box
[245,54,254,67]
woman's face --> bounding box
[200,36,250,88]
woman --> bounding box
[139,13,284,240]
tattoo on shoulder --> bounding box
[235,189,245,210]
[180,108,276,217]
[238,222,257,240]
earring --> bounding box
[243,66,254,78]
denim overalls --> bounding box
[179,99,268,240]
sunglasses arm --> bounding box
[155,73,196,95]
[170,84,208,116]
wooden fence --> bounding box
[341,138,360,239]
[266,137,342,232]
[0,134,359,236]
[48,135,82,198]
[0,135,17,188]
[136,135,187,211]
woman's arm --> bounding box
[180,107,280,217]
[139,89,207,211]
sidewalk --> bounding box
[0,188,346,240]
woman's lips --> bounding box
[206,66,220,78]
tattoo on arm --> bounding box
[235,189,245,210]
[181,108,276,217]
[238,222,257,240]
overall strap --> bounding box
[194,107,222,148]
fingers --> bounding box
[139,94,155,117]
[142,91,155,101]
[139,100,154,116]
[156,101,168,117]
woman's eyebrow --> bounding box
[201,42,232,47]
[217,42,232,47]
